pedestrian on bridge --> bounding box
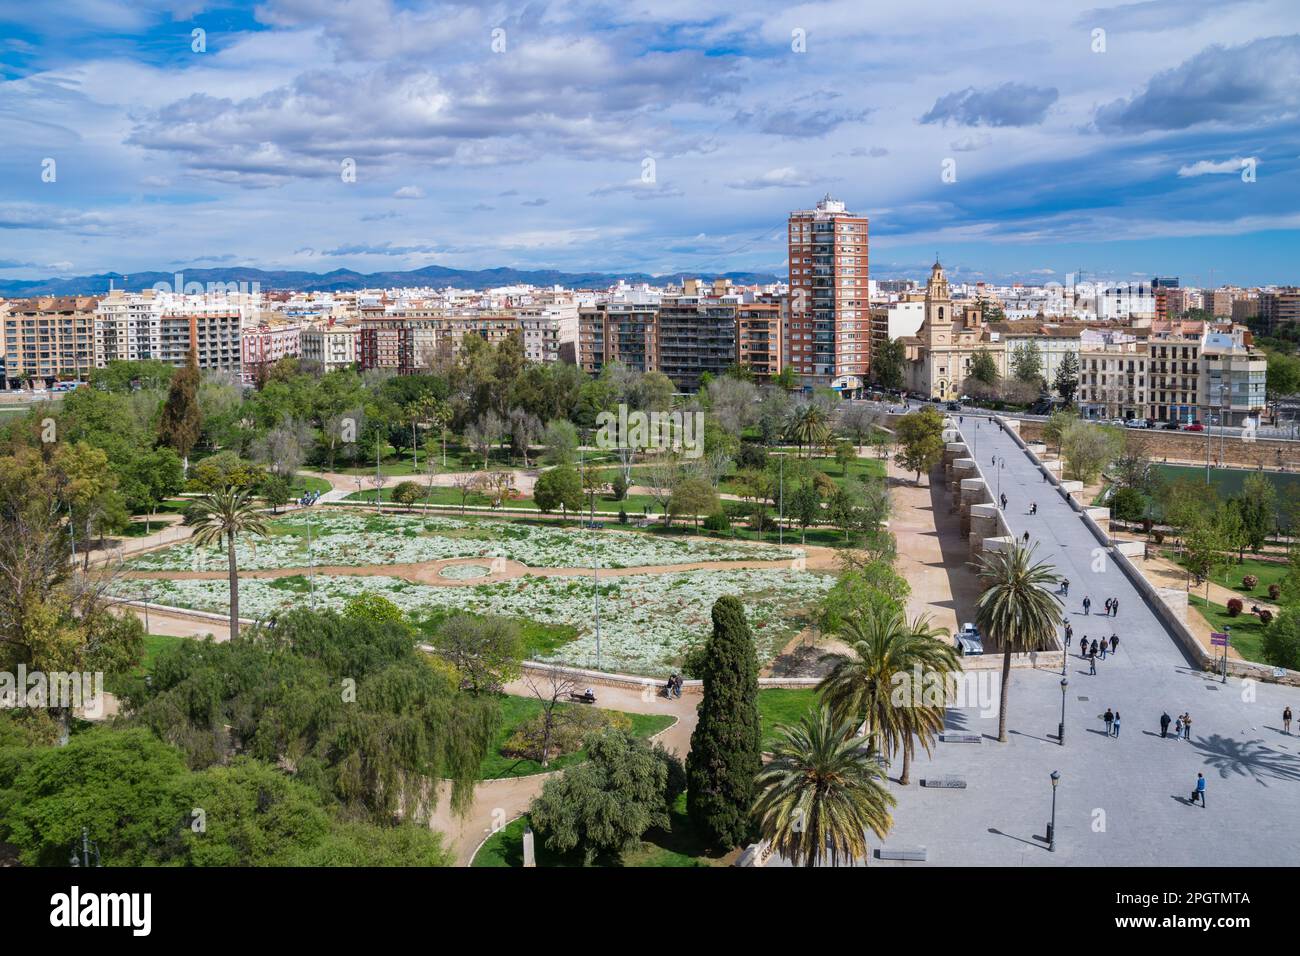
[1113,711,1121,737]
[1183,712,1192,740]
[1285,707,1293,734]
[1083,595,1092,615]
[1160,712,1172,737]
[1110,634,1119,654]
[1192,773,1206,807]
[1022,531,1030,546]
[1104,708,1114,734]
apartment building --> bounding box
[1260,289,1300,332]
[658,280,737,392]
[2,297,98,388]
[736,300,782,383]
[357,311,520,373]
[241,323,302,383]
[300,323,359,372]
[516,302,578,364]
[95,290,255,375]
[1077,330,1148,421]
[787,195,869,393]
[1147,321,1206,424]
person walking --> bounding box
[1112,597,1119,616]
[1080,634,1089,659]
[1113,710,1121,738]
[1192,772,1206,807]
[1174,714,1183,737]
[1104,598,1112,616]
[1023,531,1030,545]
[1090,638,1099,658]
[1285,706,1293,734]
[1104,708,1114,735]
[1109,634,1118,654]
[1083,596,1091,615]
[1000,492,1008,509]
[1182,712,1192,740]
[1099,639,1107,660]
[1160,711,1171,738]
[1062,578,1070,596]
[1089,647,1097,676]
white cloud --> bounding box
[1177,156,1257,177]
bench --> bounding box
[940,732,981,744]
[877,847,927,862]
[568,692,597,705]
[921,776,967,789]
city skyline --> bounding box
[1,1,1299,285]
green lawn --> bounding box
[105,633,187,696]
[1152,464,1300,531]
[1179,555,1290,602]
[471,793,723,867]
[292,475,331,495]
[1188,595,1269,665]
[758,688,819,750]
[477,695,675,780]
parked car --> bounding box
[955,623,983,656]
[946,401,962,411]
[1183,422,1205,431]
[1161,420,1180,430]
[1123,419,1148,428]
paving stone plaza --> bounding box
[799,417,1300,867]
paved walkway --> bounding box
[833,417,1300,867]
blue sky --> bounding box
[0,0,1298,285]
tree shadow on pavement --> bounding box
[1195,733,1300,786]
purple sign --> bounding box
[1211,632,1229,647]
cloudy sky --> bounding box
[1,0,1298,285]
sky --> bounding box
[0,0,1298,286]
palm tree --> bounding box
[188,486,270,640]
[752,707,896,867]
[975,543,1063,742]
[786,404,830,458]
[818,604,957,784]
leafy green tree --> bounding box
[529,729,683,865]
[1060,421,1122,483]
[786,403,831,457]
[1010,341,1043,385]
[1053,351,1080,403]
[834,439,856,475]
[121,447,185,532]
[893,406,945,485]
[871,338,906,391]
[258,472,293,514]
[969,347,1000,387]
[789,481,822,544]
[1236,473,1277,555]
[1041,407,1078,455]
[430,613,523,693]
[752,707,895,867]
[1262,608,1300,671]
[342,592,406,625]
[131,608,498,821]
[820,555,911,631]
[542,419,579,466]
[668,476,718,529]
[187,486,270,639]
[158,351,203,473]
[533,465,583,521]
[975,544,1063,742]
[1108,485,1148,524]
[686,596,762,849]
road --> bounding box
[775,415,1300,866]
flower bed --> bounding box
[128,511,799,572]
[131,567,832,675]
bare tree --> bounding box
[452,472,479,515]
[644,452,680,519]
[508,408,543,467]
[521,664,582,768]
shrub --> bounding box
[1260,609,1274,625]
[1243,574,1259,590]
[1269,583,1282,600]
[736,442,768,470]
[611,472,629,501]
[618,508,629,525]
[1227,598,1243,617]
[702,510,730,533]
[502,707,631,764]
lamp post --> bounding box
[1048,771,1061,852]
[593,563,601,672]
[1058,677,1069,745]
[1222,625,1230,684]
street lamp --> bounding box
[1058,677,1068,745]
[1048,771,1061,852]
[1222,625,1230,685]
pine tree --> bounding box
[1053,352,1080,404]
[686,595,762,849]
[158,348,202,475]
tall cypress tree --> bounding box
[686,595,762,848]
[158,347,202,475]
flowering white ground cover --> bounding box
[127,511,798,572]
[131,567,832,674]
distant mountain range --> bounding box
[0,265,784,297]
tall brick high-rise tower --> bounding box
[786,195,869,394]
